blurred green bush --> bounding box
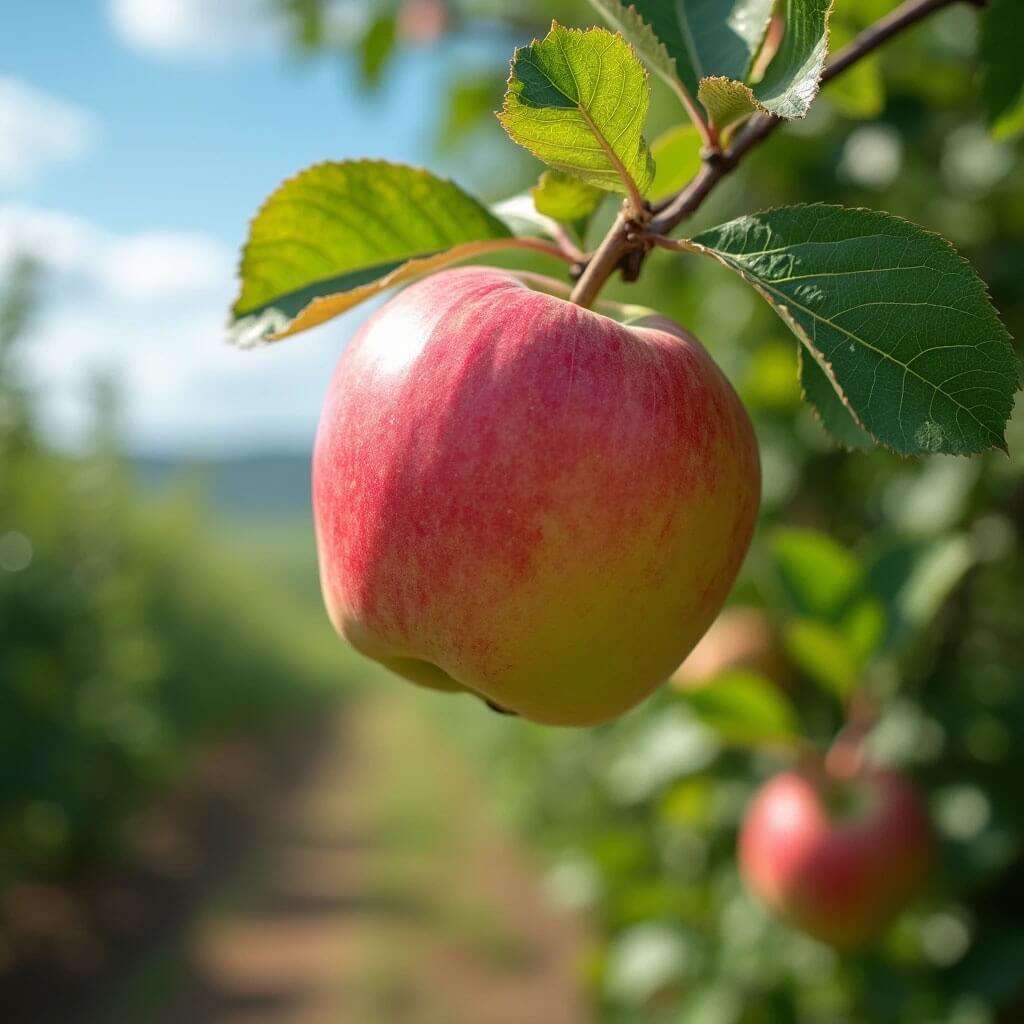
[0,260,345,886]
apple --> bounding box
[739,765,933,947]
[397,0,448,42]
[313,266,760,726]
[670,606,788,691]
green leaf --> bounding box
[360,15,397,87]
[752,0,832,120]
[588,0,828,128]
[840,596,886,664]
[230,161,512,345]
[799,345,873,450]
[771,527,864,618]
[783,618,860,698]
[897,535,975,632]
[649,124,702,200]
[678,670,802,746]
[871,535,976,652]
[586,0,684,97]
[532,170,605,225]
[689,205,1020,456]
[440,73,506,150]
[826,18,884,120]
[697,77,761,134]
[980,0,1024,138]
[595,0,774,100]
[992,96,1024,142]
[498,23,655,199]
[827,56,884,119]
[770,528,885,697]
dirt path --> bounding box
[60,688,591,1023]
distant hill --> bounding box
[133,452,312,523]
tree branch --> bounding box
[653,0,972,233]
[569,210,643,308]
[569,0,976,306]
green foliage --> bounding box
[689,205,1020,455]
[799,346,873,450]
[583,0,693,102]
[462,505,1024,1020]
[498,24,655,197]
[979,0,1024,139]
[745,0,832,119]
[826,7,885,120]
[768,527,885,696]
[676,671,802,748]
[241,2,1024,1020]
[648,124,702,200]
[770,527,864,616]
[532,169,605,226]
[589,0,829,131]
[232,3,1018,463]
[0,271,346,884]
[359,14,397,86]
[230,160,511,345]
[439,72,508,150]
[590,0,773,100]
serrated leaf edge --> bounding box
[686,202,1020,457]
[797,344,874,452]
[587,0,680,87]
[697,75,763,132]
[229,239,529,347]
[496,21,654,204]
[231,158,507,320]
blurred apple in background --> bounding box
[313,267,760,726]
[670,606,788,691]
[739,764,934,948]
[397,0,449,43]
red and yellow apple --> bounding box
[739,765,933,947]
[313,267,760,726]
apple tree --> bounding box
[230,0,1023,1019]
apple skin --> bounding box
[313,267,760,726]
[739,767,933,948]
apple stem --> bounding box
[507,270,662,322]
[490,237,580,264]
[569,209,651,307]
[825,689,879,779]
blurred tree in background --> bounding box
[0,261,344,889]
[266,1,1024,1021]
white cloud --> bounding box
[1,204,359,453]
[107,0,280,58]
[0,78,97,186]
[0,206,234,301]
[107,0,366,59]
[103,233,237,301]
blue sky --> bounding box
[1,0,507,453]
